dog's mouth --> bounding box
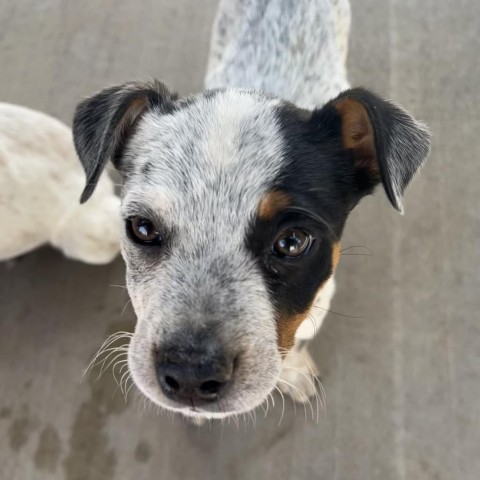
[146,382,240,419]
[132,370,277,419]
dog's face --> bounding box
[73,81,430,418]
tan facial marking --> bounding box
[277,311,312,352]
[335,98,379,179]
[276,242,341,352]
[258,191,290,220]
[332,242,341,270]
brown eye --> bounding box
[273,228,312,258]
[128,217,162,245]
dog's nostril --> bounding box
[199,380,223,395]
[164,375,180,392]
[197,380,224,400]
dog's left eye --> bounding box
[272,228,313,258]
[127,216,162,245]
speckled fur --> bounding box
[206,0,351,109]
[72,0,430,419]
[122,91,287,417]
[0,103,120,264]
[205,0,350,403]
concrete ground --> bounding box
[0,0,479,479]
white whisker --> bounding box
[274,386,286,425]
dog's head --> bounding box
[73,81,430,418]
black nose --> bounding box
[156,350,234,405]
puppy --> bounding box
[0,103,120,264]
[73,0,430,420]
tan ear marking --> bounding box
[335,98,379,178]
[115,97,149,142]
[258,190,291,220]
[124,97,149,122]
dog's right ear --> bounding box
[73,80,177,203]
[324,88,431,213]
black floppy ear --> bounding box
[325,88,431,213]
[73,80,177,203]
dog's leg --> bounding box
[277,276,335,403]
[278,342,320,403]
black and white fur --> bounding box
[72,0,430,420]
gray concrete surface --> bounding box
[0,0,479,479]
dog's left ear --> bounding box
[319,88,431,213]
[73,80,177,203]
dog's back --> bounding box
[0,103,120,263]
[205,0,351,109]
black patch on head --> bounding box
[245,104,353,322]
[246,89,430,325]
[247,207,337,318]
[247,104,346,315]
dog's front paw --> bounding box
[277,348,321,404]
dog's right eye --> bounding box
[127,216,163,245]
